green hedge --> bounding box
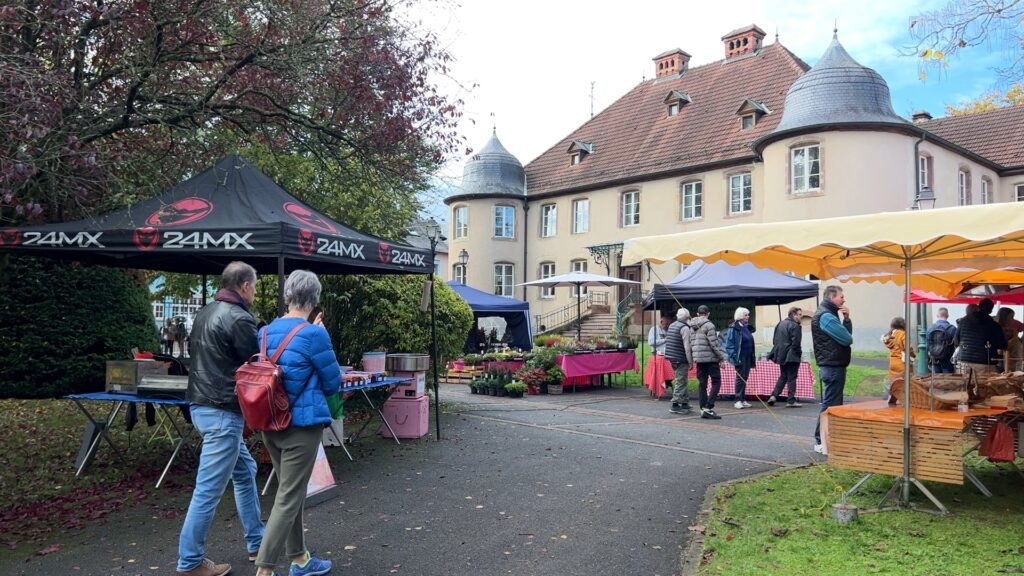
[0,256,159,398]
[319,275,473,370]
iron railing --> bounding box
[534,292,593,334]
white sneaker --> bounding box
[741,401,752,408]
[813,444,827,455]
[734,401,744,409]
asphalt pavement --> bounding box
[11,385,825,576]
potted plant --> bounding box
[452,357,466,371]
[463,354,483,367]
[516,367,546,395]
[467,378,478,394]
[547,366,565,395]
[505,382,526,398]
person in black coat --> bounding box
[768,307,804,407]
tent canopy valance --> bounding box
[643,259,819,309]
[0,155,432,276]
[623,203,1024,299]
[447,281,533,351]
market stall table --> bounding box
[686,360,815,401]
[558,351,639,391]
[824,400,1010,512]
[66,392,195,489]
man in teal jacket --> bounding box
[810,285,853,454]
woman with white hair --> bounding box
[254,270,340,576]
[664,307,693,414]
[724,307,755,409]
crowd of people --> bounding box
[644,285,850,452]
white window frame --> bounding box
[493,263,514,297]
[453,206,468,239]
[541,204,557,238]
[980,178,990,204]
[668,102,679,117]
[453,264,466,284]
[539,262,556,298]
[570,152,581,166]
[1017,184,1024,202]
[918,155,930,192]
[790,144,820,194]
[740,114,755,130]
[728,172,752,215]
[680,181,702,220]
[621,190,640,227]
[572,198,590,234]
[958,169,970,206]
[571,260,588,297]
[493,205,515,238]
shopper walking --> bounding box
[956,298,1005,377]
[644,316,675,400]
[177,262,264,576]
[664,307,693,414]
[254,270,340,576]
[724,307,755,409]
[926,307,957,374]
[882,317,914,402]
[768,307,803,407]
[689,305,727,419]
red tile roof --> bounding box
[524,43,810,197]
[920,104,1024,170]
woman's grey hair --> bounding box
[676,307,691,321]
[221,261,256,291]
[284,269,322,310]
[734,307,750,322]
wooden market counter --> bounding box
[824,401,1007,486]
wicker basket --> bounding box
[890,378,960,410]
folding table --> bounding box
[66,392,196,488]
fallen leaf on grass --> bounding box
[725,533,734,542]
[688,525,706,534]
[770,528,788,537]
[36,543,60,556]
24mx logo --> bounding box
[316,238,365,259]
[377,242,426,267]
[20,231,104,248]
[163,231,253,250]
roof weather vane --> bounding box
[490,112,496,133]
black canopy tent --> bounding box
[0,154,432,278]
[643,260,819,310]
[0,155,446,437]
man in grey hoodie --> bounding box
[690,305,727,419]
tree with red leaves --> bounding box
[0,0,462,227]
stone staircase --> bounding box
[561,312,618,339]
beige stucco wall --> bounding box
[453,128,1016,350]
[447,198,525,296]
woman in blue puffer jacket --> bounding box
[254,270,340,576]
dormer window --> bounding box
[736,99,770,130]
[664,90,691,118]
[567,140,593,166]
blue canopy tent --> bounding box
[643,260,819,309]
[447,281,533,351]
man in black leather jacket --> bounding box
[177,261,264,576]
[955,297,1005,376]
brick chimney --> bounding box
[652,48,691,79]
[722,24,766,59]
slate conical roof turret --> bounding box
[456,131,525,198]
[758,33,908,149]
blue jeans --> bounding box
[814,366,847,444]
[178,406,264,572]
[932,358,955,373]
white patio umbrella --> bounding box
[519,271,640,340]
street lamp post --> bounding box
[912,188,936,374]
[426,223,446,440]
[457,249,469,283]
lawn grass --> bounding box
[853,350,890,359]
[699,463,1024,576]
